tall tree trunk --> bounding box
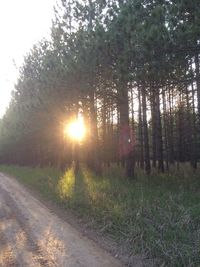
[150,87,157,168]
[102,97,107,166]
[176,92,183,168]
[195,53,200,125]
[191,82,198,169]
[168,87,174,163]
[141,86,151,174]
[118,80,134,178]
[185,83,192,162]
[130,86,135,130]
[110,98,115,164]
[138,88,144,169]
[155,88,164,172]
[162,88,169,171]
[89,90,102,175]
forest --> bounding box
[0,0,200,177]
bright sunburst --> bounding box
[65,117,86,141]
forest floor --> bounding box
[0,165,199,266]
[0,172,123,267]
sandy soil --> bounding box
[0,172,123,267]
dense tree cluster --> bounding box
[0,0,200,177]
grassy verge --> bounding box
[0,164,200,266]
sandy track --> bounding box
[0,173,122,267]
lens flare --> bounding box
[65,117,86,141]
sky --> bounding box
[0,0,56,118]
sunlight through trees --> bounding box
[0,0,200,177]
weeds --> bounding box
[0,164,199,266]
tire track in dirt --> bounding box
[0,173,122,267]
[0,187,52,267]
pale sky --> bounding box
[0,0,56,118]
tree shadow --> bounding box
[57,166,93,214]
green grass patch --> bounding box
[0,164,200,266]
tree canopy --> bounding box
[0,0,200,176]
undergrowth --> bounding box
[0,164,199,266]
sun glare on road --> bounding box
[65,117,86,141]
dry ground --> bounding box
[0,173,122,267]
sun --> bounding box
[65,117,86,141]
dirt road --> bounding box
[0,172,122,267]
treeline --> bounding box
[0,0,200,177]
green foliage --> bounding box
[0,164,200,266]
[0,1,200,262]
[0,0,200,169]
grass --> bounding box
[0,164,200,266]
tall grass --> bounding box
[0,164,200,266]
